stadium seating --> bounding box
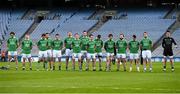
[30,20,60,40]
[93,19,175,42]
[153,29,180,57]
[116,7,170,19]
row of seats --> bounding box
[93,19,175,42]
[153,29,180,56]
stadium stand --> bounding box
[153,29,180,57]
[0,7,179,58]
[116,7,170,19]
[30,20,59,40]
[93,19,175,42]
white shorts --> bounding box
[106,53,114,57]
[129,53,139,59]
[47,49,53,57]
[81,50,87,56]
[96,52,103,57]
[8,51,17,56]
[163,56,173,59]
[87,53,96,59]
[65,49,73,57]
[142,50,152,59]
[53,50,62,58]
[72,53,82,59]
[117,53,126,59]
[39,51,47,58]
[22,53,31,58]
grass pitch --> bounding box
[0,62,180,93]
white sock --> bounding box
[130,67,132,71]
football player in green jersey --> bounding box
[140,32,153,72]
[128,35,140,72]
[7,32,19,70]
[104,34,115,71]
[86,34,96,71]
[52,34,63,70]
[21,34,33,70]
[72,33,82,71]
[116,34,127,71]
[46,33,53,70]
[37,34,48,71]
[64,32,74,70]
[95,35,103,71]
[80,31,89,67]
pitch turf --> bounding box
[0,62,180,93]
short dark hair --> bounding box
[108,34,113,37]
[42,33,46,37]
[10,32,15,35]
[55,34,59,36]
[166,30,170,33]
[75,33,79,36]
[89,34,93,37]
[120,33,124,37]
[133,35,136,38]
[97,35,101,39]
[46,33,49,34]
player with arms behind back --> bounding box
[104,34,115,71]
[140,32,153,72]
[86,34,96,71]
[64,32,74,71]
[116,33,127,71]
[52,34,63,70]
[95,35,103,71]
[72,33,82,71]
[162,31,177,72]
[128,35,140,72]
[37,34,48,71]
[7,32,19,70]
[21,34,33,70]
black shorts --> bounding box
[163,49,173,56]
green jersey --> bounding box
[7,36,18,51]
[37,38,48,51]
[140,38,152,50]
[21,39,33,54]
[64,37,74,49]
[116,39,127,54]
[129,40,139,53]
[87,40,96,53]
[104,39,115,53]
[47,38,53,49]
[52,39,63,50]
[94,39,103,53]
[80,36,89,51]
[72,39,81,53]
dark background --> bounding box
[0,0,179,8]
